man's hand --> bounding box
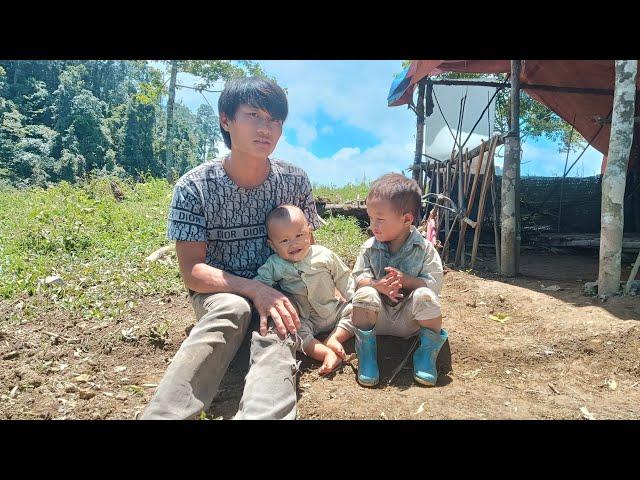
[250,282,301,338]
[372,274,403,303]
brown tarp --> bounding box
[391,60,640,170]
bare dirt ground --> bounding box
[1,251,639,420]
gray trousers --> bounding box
[140,292,299,420]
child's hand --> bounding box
[324,336,347,359]
[373,275,404,303]
[384,267,405,287]
[318,349,342,375]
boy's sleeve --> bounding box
[296,171,321,231]
[330,252,356,301]
[352,246,374,285]
[416,242,444,294]
[167,179,207,242]
[253,257,279,287]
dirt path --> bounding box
[2,253,639,420]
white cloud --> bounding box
[272,137,414,186]
[293,121,318,147]
[259,60,414,144]
[519,140,603,177]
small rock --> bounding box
[416,402,426,414]
[2,351,19,360]
[64,383,79,393]
[9,385,19,398]
[74,374,92,383]
[498,295,505,302]
[115,393,128,401]
[44,275,65,287]
[114,366,127,373]
[380,412,388,420]
[605,378,618,391]
[580,406,595,420]
[542,285,563,292]
[583,281,598,296]
[302,383,311,388]
[79,389,96,400]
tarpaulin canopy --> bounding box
[388,60,640,170]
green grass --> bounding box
[0,179,368,324]
[315,215,368,267]
[312,181,370,203]
[0,178,183,323]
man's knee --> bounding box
[200,293,252,323]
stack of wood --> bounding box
[422,134,503,271]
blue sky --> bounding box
[166,60,605,186]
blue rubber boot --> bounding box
[355,327,379,387]
[413,328,448,386]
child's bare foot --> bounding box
[324,336,346,359]
[318,350,342,375]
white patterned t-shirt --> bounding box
[167,158,320,279]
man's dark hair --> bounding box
[366,173,422,222]
[218,76,288,149]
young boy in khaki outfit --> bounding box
[325,173,447,387]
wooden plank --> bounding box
[624,249,640,294]
[471,136,498,268]
[455,140,487,265]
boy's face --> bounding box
[267,214,312,263]
[366,198,414,243]
[220,104,283,159]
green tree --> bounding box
[195,104,220,162]
[161,60,269,175]
[121,79,163,178]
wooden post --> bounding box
[471,137,498,269]
[444,159,451,261]
[598,60,638,296]
[457,137,465,266]
[413,83,426,182]
[490,168,501,273]
[500,60,521,276]
[455,140,487,265]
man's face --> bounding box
[221,104,283,159]
[366,198,413,243]
[267,215,312,263]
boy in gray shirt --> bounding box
[325,173,447,388]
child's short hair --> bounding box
[218,76,288,149]
[265,204,306,237]
[367,173,422,221]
